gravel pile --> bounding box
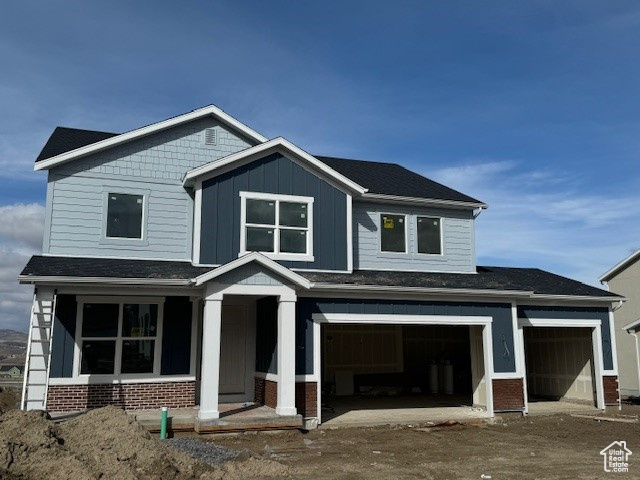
[167,437,245,466]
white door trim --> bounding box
[311,313,495,422]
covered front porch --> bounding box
[193,253,313,429]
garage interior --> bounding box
[523,326,597,406]
[321,324,487,424]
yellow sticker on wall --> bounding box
[383,218,394,229]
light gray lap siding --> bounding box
[45,118,255,260]
[353,201,476,272]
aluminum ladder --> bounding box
[21,289,57,410]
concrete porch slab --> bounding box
[132,402,303,434]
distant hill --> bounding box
[0,329,28,366]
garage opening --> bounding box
[320,323,488,425]
[524,326,597,407]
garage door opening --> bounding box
[524,326,597,407]
[320,323,488,425]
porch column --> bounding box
[198,296,222,421]
[276,296,297,416]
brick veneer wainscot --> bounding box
[492,378,525,411]
[254,376,318,417]
[603,376,619,405]
[46,381,196,412]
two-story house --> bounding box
[19,105,621,431]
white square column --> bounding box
[276,296,297,416]
[198,296,222,421]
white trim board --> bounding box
[517,318,602,328]
[35,105,268,171]
[312,313,492,325]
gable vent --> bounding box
[204,128,217,146]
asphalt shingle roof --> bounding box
[36,127,119,162]
[20,256,618,299]
[34,128,483,205]
[317,156,483,205]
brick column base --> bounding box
[254,376,277,408]
[603,376,619,405]
[46,381,196,412]
[492,378,525,411]
[295,382,317,418]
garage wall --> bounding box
[323,325,403,382]
[525,327,595,403]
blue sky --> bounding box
[1,1,639,330]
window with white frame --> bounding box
[380,214,407,253]
[416,216,442,255]
[105,193,144,239]
[240,192,314,260]
[78,300,162,376]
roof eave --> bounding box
[361,192,487,210]
[34,105,268,171]
[18,275,194,287]
[598,249,640,282]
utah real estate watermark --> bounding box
[600,441,632,473]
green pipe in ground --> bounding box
[160,407,168,439]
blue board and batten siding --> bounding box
[518,305,614,371]
[293,298,516,376]
[45,117,255,260]
[353,202,476,272]
[200,153,348,270]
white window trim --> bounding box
[379,212,408,254]
[73,296,165,381]
[100,188,150,246]
[415,215,444,256]
[239,191,314,262]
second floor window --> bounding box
[417,216,442,255]
[380,214,407,253]
[240,192,314,261]
[106,193,143,239]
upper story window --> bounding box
[240,191,314,261]
[417,216,442,255]
[78,298,162,376]
[380,214,407,253]
[106,193,144,239]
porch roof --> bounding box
[20,256,621,301]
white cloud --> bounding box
[429,161,640,287]
[0,204,44,331]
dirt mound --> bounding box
[0,387,19,414]
[0,406,289,479]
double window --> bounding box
[77,299,162,376]
[240,192,314,261]
[380,213,442,255]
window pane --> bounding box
[246,227,274,252]
[106,193,143,239]
[121,340,155,373]
[81,340,116,374]
[380,214,406,252]
[123,304,158,337]
[280,229,307,253]
[82,304,119,337]
[417,217,442,254]
[246,199,275,225]
[279,202,308,227]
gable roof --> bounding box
[34,105,268,170]
[599,249,640,282]
[183,137,368,194]
[318,156,484,207]
[193,252,311,288]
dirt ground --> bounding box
[210,406,640,479]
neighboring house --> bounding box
[19,105,621,430]
[600,250,640,398]
[0,365,24,378]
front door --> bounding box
[219,305,247,394]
